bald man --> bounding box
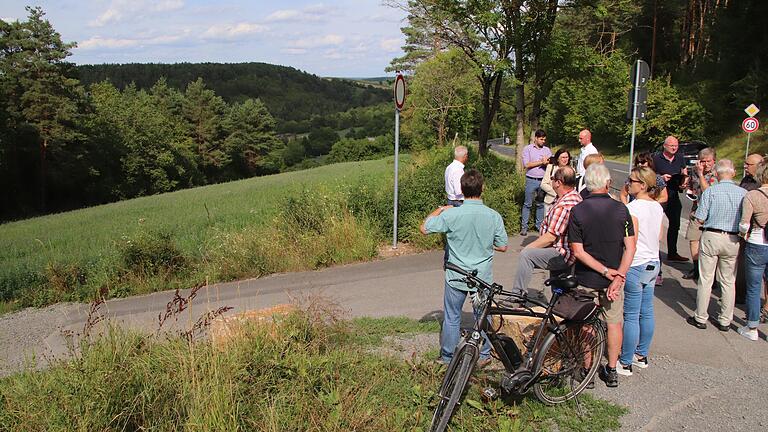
[740,154,764,191]
[576,129,597,177]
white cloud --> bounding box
[1,17,17,22]
[201,23,268,40]
[282,48,307,55]
[265,4,337,23]
[90,0,185,27]
[380,38,403,53]
[78,34,184,50]
[289,34,344,49]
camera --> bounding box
[686,158,699,178]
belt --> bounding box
[525,175,543,180]
[702,227,738,235]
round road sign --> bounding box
[743,117,760,133]
[394,74,406,110]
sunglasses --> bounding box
[628,178,643,184]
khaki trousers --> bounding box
[694,231,740,326]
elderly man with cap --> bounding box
[686,159,747,332]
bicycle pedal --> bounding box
[481,387,498,401]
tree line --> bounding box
[389,0,767,158]
[0,7,395,221]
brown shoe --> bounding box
[666,253,689,262]
[476,358,492,369]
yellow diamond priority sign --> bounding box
[745,104,760,117]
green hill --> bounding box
[0,157,402,310]
[76,63,390,123]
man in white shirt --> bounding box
[445,146,468,207]
[576,129,598,177]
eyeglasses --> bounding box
[628,178,643,184]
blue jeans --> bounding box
[441,281,491,363]
[521,177,544,231]
[620,261,660,366]
[744,243,768,327]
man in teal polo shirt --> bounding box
[420,169,509,364]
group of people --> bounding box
[421,130,768,389]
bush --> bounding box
[118,230,186,277]
[0,312,624,431]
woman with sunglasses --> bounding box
[617,166,665,377]
[539,148,572,215]
[620,152,668,205]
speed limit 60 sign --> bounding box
[743,117,760,133]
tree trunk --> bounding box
[478,72,504,157]
[40,137,47,212]
[514,47,527,169]
[651,0,658,77]
[478,76,492,157]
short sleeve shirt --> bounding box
[694,180,746,232]
[652,151,685,192]
[568,194,635,289]
[424,200,508,291]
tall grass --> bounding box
[1,149,523,310]
[0,311,624,431]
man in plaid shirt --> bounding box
[512,165,582,294]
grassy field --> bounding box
[0,157,405,308]
[0,311,625,431]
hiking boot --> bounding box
[598,365,619,388]
[575,367,595,389]
[476,358,492,369]
[666,253,689,262]
[632,355,649,369]
[737,326,758,341]
[616,363,633,376]
[686,316,707,330]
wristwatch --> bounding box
[601,268,609,277]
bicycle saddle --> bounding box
[545,273,578,289]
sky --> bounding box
[1,1,408,77]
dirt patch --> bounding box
[377,242,422,259]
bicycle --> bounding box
[429,262,607,432]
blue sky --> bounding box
[1,1,408,77]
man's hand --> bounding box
[606,277,623,302]
[605,268,624,281]
[696,160,705,176]
[661,174,672,182]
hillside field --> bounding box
[0,157,405,309]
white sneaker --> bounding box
[737,326,759,341]
[632,355,649,369]
[616,363,633,376]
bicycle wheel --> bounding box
[532,319,606,405]
[429,345,478,432]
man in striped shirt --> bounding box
[512,166,582,294]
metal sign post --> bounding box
[628,60,649,172]
[393,73,406,249]
[743,104,761,176]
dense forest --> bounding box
[2,1,766,222]
[0,8,394,222]
[391,0,767,159]
[77,63,390,125]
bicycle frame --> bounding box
[445,262,581,391]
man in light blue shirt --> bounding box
[421,169,508,364]
[687,159,747,331]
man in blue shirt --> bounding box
[686,159,746,332]
[421,169,509,365]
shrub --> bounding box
[118,230,186,277]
